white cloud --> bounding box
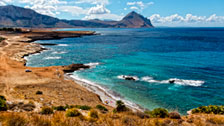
[75,0,109,5]
[127,1,153,10]
[19,0,67,16]
[130,6,138,10]
[84,13,122,20]
[0,0,12,5]
[88,4,110,15]
[58,6,88,16]
[206,14,224,23]
[149,14,224,26]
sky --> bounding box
[0,0,224,27]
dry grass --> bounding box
[1,111,224,126]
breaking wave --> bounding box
[118,75,204,87]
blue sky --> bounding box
[1,0,224,27]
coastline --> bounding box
[0,29,143,112]
[0,30,109,111]
[64,73,144,112]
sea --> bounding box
[25,28,224,114]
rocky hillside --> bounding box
[0,5,153,28]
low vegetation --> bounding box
[0,95,8,111]
[40,107,54,115]
[96,104,108,112]
[145,108,169,118]
[66,108,81,117]
[0,37,5,43]
[0,27,22,32]
[53,105,66,111]
[1,97,224,126]
[114,100,128,112]
[88,109,99,119]
[192,105,224,114]
[75,105,91,110]
[35,90,43,95]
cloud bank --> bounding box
[149,14,224,26]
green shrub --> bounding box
[40,107,54,115]
[36,91,43,95]
[96,105,108,112]
[191,105,224,115]
[53,105,66,111]
[88,110,99,119]
[0,98,8,111]
[75,105,91,110]
[66,108,81,117]
[0,37,5,42]
[115,100,127,112]
[0,95,6,101]
[149,108,169,118]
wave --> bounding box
[44,56,61,60]
[52,51,67,54]
[58,44,68,46]
[67,73,143,111]
[141,76,204,87]
[84,62,100,68]
[118,75,204,87]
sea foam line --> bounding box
[44,56,61,60]
[66,73,144,112]
[118,75,205,87]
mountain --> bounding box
[0,5,153,28]
[116,11,153,28]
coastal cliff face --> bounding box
[0,5,153,28]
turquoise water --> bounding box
[26,28,224,114]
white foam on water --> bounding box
[44,56,61,60]
[84,62,100,68]
[58,44,68,46]
[52,51,67,54]
[141,76,204,87]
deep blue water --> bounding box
[26,28,224,114]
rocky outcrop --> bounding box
[63,64,90,73]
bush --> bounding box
[40,107,53,115]
[149,108,169,118]
[66,108,81,117]
[75,105,91,110]
[88,110,98,119]
[0,95,6,101]
[53,105,66,111]
[0,98,8,111]
[36,91,43,95]
[169,112,181,119]
[96,105,108,112]
[191,105,224,115]
[115,100,128,112]
[0,37,5,43]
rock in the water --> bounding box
[63,64,90,73]
[169,80,175,84]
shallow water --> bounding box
[26,28,224,114]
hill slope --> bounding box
[0,5,153,28]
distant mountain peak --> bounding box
[116,11,153,28]
[0,5,154,28]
